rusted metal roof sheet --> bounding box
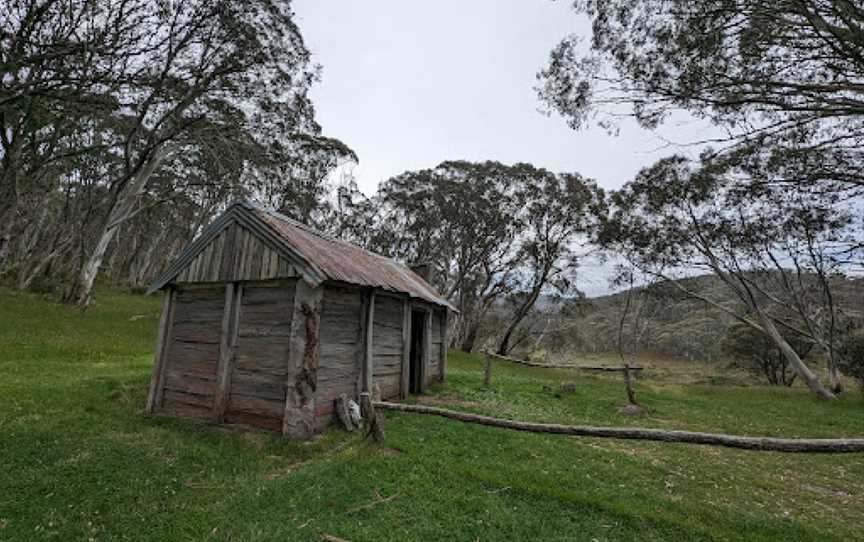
[248,203,454,310]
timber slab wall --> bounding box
[147,281,449,437]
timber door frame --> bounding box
[404,303,431,395]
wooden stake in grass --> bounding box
[483,352,494,386]
[360,392,384,442]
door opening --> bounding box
[409,310,425,394]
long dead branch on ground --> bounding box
[374,401,864,453]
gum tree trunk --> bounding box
[754,309,835,400]
[65,146,170,307]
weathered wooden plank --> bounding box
[423,306,432,390]
[233,335,291,374]
[219,283,295,429]
[213,283,241,422]
[146,288,176,413]
[362,290,375,395]
[218,223,234,281]
[166,341,220,374]
[164,371,217,397]
[230,371,285,402]
[373,352,403,368]
[161,396,212,420]
[170,321,221,344]
[223,410,282,432]
[372,297,403,327]
[400,298,410,399]
[441,309,449,381]
[318,326,362,344]
[375,373,401,400]
[228,393,284,418]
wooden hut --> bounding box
[144,201,454,438]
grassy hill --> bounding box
[523,274,864,363]
[1,287,863,541]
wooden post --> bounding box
[422,307,431,392]
[483,352,493,386]
[360,391,373,421]
[440,310,448,382]
[146,287,176,413]
[213,283,242,422]
[400,298,410,399]
[282,280,323,439]
[360,391,384,442]
[362,290,376,394]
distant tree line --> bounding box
[0,0,355,306]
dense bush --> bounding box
[720,323,813,386]
[837,333,864,393]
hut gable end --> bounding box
[175,221,300,285]
[147,205,322,293]
[148,201,454,310]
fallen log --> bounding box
[485,352,643,372]
[373,401,864,453]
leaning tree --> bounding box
[601,155,857,399]
[538,0,864,196]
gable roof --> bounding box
[147,201,454,310]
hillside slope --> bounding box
[525,274,864,362]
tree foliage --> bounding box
[0,0,354,305]
[374,160,602,354]
[538,0,864,194]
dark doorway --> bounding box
[409,310,425,394]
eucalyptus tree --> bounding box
[0,0,351,306]
[62,0,332,307]
[0,0,144,268]
[253,134,357,229]
[602,155,860,399]
[375,161,524,352]
[537,0,864,197]
[494,168,603,355]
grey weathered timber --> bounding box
[362,290,376,394]
[440,310,449,381]
[314,285,363,426]
[282,280,323,439]
[400,298,410,399]
[146,288,176,413]
[213,283,242,422]
[374,401,864,453]
[423,305,432,390]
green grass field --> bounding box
[1,287,863,541]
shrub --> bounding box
[837,332,864,393]
[720,323,812,386]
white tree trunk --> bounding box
[754,309,835,400]
[69,146,171,307]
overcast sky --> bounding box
[293,0,716,196]
[291,1,717,296]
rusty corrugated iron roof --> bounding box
[247,202,453,309]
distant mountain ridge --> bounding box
[536,274,864,362]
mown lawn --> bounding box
[1,287,862,541]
